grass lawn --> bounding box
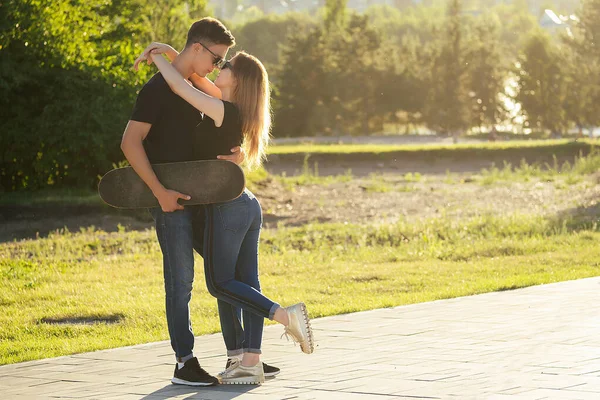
[0,189,103,207]
[1,213,599,365]
[2,142,599,365]
[268,139,597,154]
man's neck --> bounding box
[171,53,193,79]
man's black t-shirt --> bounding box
[194,101,243,160]
[131,75,243,256]
[130,73,203,164]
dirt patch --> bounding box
[0,205,152,242]
[2,172,599,242]
[256,174,600,229]
[264,141,596,177]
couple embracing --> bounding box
[120,17,314,386]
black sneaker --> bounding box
[226,359,280,378]
[172,357,219,386]
[262,362,281,377]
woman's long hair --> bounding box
[229,51,271,170]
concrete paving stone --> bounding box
[512,388,600,399]
[44,383,118,398]
[240,386,315,397]
[495,386,539,395]
[0,375,54,388]
[298,391,401,400]
[530,376,591,390]
[486,394,546,400]
[264,376,325,387]
[90,395,155,400]
[3,379,65,394]
[159,387,278,400]
[292,379,366,392]
[563,379,600,393]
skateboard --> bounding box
[98,160,245,209]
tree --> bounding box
[0,0,210,191]
[324,0,348,31]
[273,6,389,137]
[492,1,538,58]
[466,15,509,132]
[375,34,431,134]
[423,0,471,137]
[232,13,316,70]
[394,0,415,10]
[562,0,600,131]
[273,28,327,137]
[515,31,567,135]
[140,0,209,49]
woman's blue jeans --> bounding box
[203,190,280,355]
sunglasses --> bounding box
[197,42,229,69]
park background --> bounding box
[1,0,600,366]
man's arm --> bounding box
[120,120,190,212]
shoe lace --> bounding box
[280,326,299,347]
[188,358,214,378]
[219,358,240,376]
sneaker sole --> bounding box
[219,377,264,385]
[171,377,217,386]
[297,302,315,354]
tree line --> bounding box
[1,0,598,191]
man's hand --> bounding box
[217,146,245,166]
[134,42,176,71]
[154,187,191,212]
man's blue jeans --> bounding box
[150,207,196,361]
[203,190,280,355]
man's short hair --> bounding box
[185,17,235,48]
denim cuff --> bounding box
[177,353,194,363]
[244,348,262,355]
[269,303,281,320]
[227,349,244,357]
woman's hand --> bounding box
[133,42,177,71]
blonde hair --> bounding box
[229,51,271,170]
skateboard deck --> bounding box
[98,160,245,209]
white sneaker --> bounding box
[218,359,265,385]
[282,303,315,354]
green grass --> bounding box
[2,213,599,365]
[249,155,354,190]
[478,148,600,185]
[0,189,101,206]
[404,172,423,182]
[268,139,596,155]
[278,171,353,189]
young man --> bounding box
[123,18,280,386]
[121,18,237,386]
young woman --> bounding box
[139,44,315,385]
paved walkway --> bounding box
[1,278,600,399]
